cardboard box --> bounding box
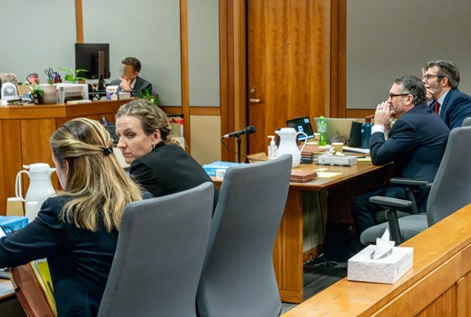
[347,245,413,284]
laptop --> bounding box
[286,117,315,141]
[313,117,359,144]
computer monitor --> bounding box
[75,43,110,89]
[314,117,359,144]
[286,117,315,141]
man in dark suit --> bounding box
[110,57,153,97]
[351,76,450,243]
[422,60,471,129]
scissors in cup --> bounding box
[44,67,54,81]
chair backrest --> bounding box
[98,182,214,317]
[427,126,471,225]
[197,154,292,317]
[462,117,471,127]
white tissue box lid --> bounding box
[347,245,413,284]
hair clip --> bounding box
[103,147,114,156]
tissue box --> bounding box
[347,245,413,284]
[106,85,119,100]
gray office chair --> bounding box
[462,117,471,127]
[361,126,471,245]
[197,154,292,317]
[98,182,214,317]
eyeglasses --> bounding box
[422,74,442,81]
[388,93,410,99]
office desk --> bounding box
[0,100,128,214]
[275,162,393,303]
[213,161,393,303]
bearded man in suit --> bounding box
[351,76,450,245]
[422,60,471,129]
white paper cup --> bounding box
[215,169,226,179]
[332,142,344,153]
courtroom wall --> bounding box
[1,0,220,109]
[347,0,471,109]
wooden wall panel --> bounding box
[416,286,456,317]
[1,120,22,212]
[457,271,471,317]
[20,119,59,194]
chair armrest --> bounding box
[369,196,414,209]
[389,177,429,187]
[389,178,431,214]
[369,196,413,244]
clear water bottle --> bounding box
[361,117,373,149]
[317,116,327,146]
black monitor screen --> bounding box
[286,117,315,141]
[75,43,110,80]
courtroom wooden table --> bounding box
[282,202,471,316]
[214,160,393,303]
[0,100,128,213]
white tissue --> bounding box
[373,228,395,260]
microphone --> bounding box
[221,126,256,139]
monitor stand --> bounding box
[98,76,105,91]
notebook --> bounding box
[286,117,315,141]
[313,117,359,144]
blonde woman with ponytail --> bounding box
[0,118,152,317]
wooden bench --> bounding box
[282,203,471,316]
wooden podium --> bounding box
[0,100,127,214]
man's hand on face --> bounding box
[374,101,394,129]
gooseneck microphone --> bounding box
[221,126,256,139]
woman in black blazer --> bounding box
[115,99,219,210]
[0,118,151,317]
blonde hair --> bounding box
[116,99,180,145]
[50,118,143,232]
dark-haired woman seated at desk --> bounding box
[115,99,219,211]
[0,118,152,317]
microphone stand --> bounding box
[236,135,242,163]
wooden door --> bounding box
[247,0,331,156]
